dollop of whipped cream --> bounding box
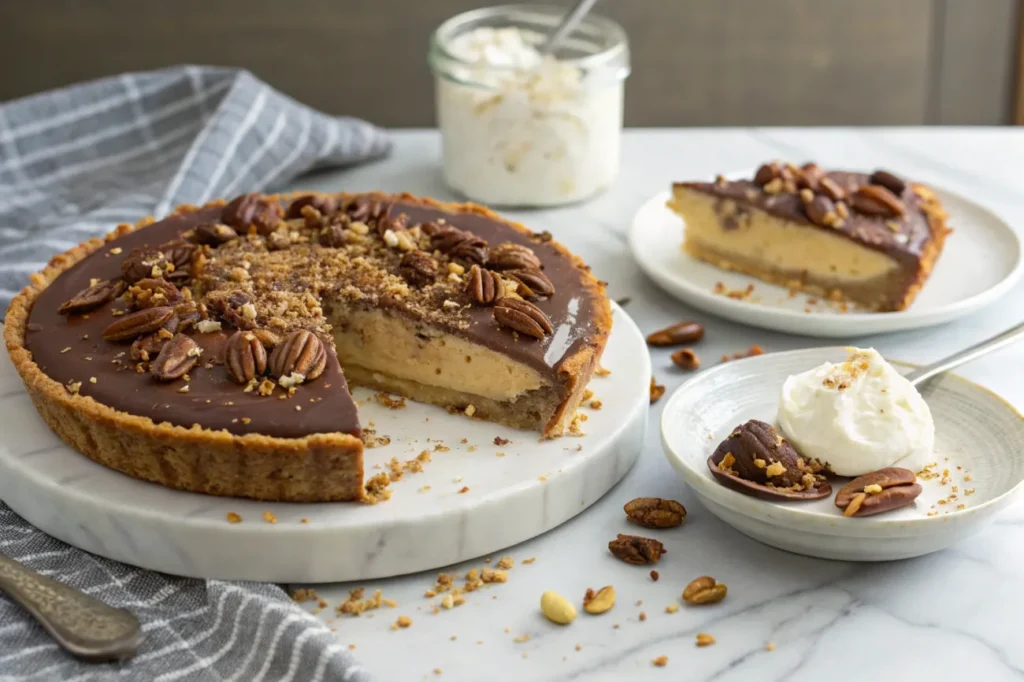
[777,347,934,477]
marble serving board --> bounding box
[0,305,648,583]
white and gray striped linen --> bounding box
[0,65,388,681]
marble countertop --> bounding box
[287,129,1024,681]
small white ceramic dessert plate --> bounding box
[629,184,1023,338]
[660,346,1024,561]
[0,304,648,583]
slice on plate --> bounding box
[667,162,951,311]
[4,192,610,502]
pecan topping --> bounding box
[224,330,268,384]
[869,169,906,196]
[487,242,541,271]
[398,251,439,287]
[269,329,327,381]
[753,162,780,186]
[818,176,847,202]
[608,534,665,565]
[376,205,409,237]
[707,419,831,501]
[804,195,842,228]
[286,194,338,220]
[130,329,173,362]
[150,333,201,381]
[502,268,554,299]
[346,196,384,223]
[221,192,282,235]
[207,290,257,330]
[646,321,704,346]
[796,162,823,190]
[319,223,348,248]
[58,278,126,315]
[162,240,196,273]
[850,185,906,217]
[102,306,176,342]
[190,222,238,246]
[835,467,921,517]
[251,328,281,349]
[266,231,291,251]
[467,265,504,305]
[624,498,686,528]
[128,278,182,309]
[493,298,552,339]
[121,248,168,284]
[431,226,488,266]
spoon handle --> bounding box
[0,553,144,662]
[904,321,1024,386]
[539,0,601,55]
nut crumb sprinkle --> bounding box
[262,511,277,524]
[226,512,242,524]
[652,656,668,667]
[696,633,716,647]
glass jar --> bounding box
[428,5,630,208]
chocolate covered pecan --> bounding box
[58,278,126,315]
[835,467,921,517]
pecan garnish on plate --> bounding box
[835,467,921,517]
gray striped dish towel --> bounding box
[0,66,387,681]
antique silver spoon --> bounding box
[904,320,1024,386]
[0,553,143,661]
[539,0,601,55]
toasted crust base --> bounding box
[4,193,610,502]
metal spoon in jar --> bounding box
[538,0,601,55]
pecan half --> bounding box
[646,321,704,346]
[487,242,541,271]
[399,251,439,287]
[796,162,823,190]
[671,348,700,370]
[251,328,281,349]
[221,192,282,235]
[804,195,842,228]
[102,306,176,342]
[649,378,665,404]
[207,290,257,330]
[346,196,384,223]
[319,223,347,248]
[269,329,327,381]
[286,194,338,220]
[682,576,727,605]
[624,498,686,528]
[835,467,921,517]
[162,240,196,273]
[150,333,201,381]
[493,298,552,339]
[608,534,665,565]
[128,278,182,309]
[467,265,504,305]
[818,176,847,202]
[707,419,831,500]
[121,248,168,284]
[130,330,173,362]
[869,169,907,196]
[190,222,238,246]
[753,162,780,186]
[266,231,292,251]
[502,268,554,298]
[850,185,906,217]
[58,278,126,315]
[431,226,488,266]
[224,330,268,384]
[376,205,409,237]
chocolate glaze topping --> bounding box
[680,171,937,269]
[23,194,603,439]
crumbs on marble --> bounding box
[652,655,668,667]
[262,511,277,524]
[226,512,242,524]
[391,615,412,630]
[337,587,397,616]
[374,392,407,409]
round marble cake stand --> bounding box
[0,305,648,583]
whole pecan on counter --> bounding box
[834,467,922,517]
[646,321,704,346]
[707,419,831,500]
[608,534,666,565]
[624,498,686,528]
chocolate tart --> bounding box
[667,163,951,311]
[3,192,610,502]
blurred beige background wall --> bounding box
[1,0,1021,126]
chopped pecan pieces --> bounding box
[207,290,257,330]
[467,265,503,305]
[150,333,201,381]
[624,498,686,528]
[399,251,439,287]
[190,222,238,246]
[121,248,168,284]
[58,278,126,315]
[128,278,182,309]
[646,321,704,346]
[102,306,176,342]
[269,329,326,381]
[286,194,338,220]
[225,331,268,384]
[608,534,665,565]
[493,298,552,339]
[319,223,348,248]
[221,192,282,234]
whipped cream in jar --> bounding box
[428,5,630,207]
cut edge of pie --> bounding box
[3,192,611,503]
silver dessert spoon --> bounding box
[904,320,1024,386]
[0,553,144,661]
[539,0,601,55]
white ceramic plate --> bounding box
[629,183,1023,337]
[0,305,648,582]
[660,347,1024,561]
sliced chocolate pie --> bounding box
[668,162,951,311]
[4,192,610,502]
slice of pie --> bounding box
[668,162,951,311]
[3,192,610,502]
